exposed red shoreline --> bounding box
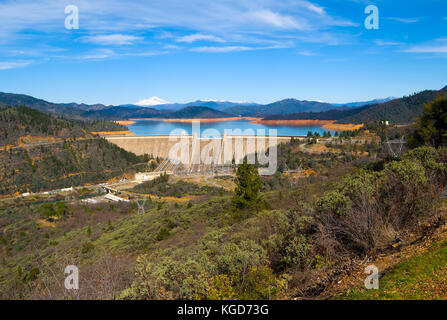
[127,117,261,123]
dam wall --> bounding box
[106,135,298,165]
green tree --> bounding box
[232,160,263,213]
[409,96,447,148]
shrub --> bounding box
[232,160,264,214]
[156,227,170,241]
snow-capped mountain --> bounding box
[135,96,170,106]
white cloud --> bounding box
[404,45,447,54]
[82,34,143,45]
[0,0,356,42]
[374,40,402,46]
[78,49,115,60]
[250,10,304,29]
[0,61,32,70]
[136,96,170,106]
[163,44,181,50]
[300,1,325,15]
[190,43,291,53]
[190,46,253,53]
[297,50,317,56]
[176,33,225,43]
[404,38,447,54]
[387,17,421,24]
[0,0,358,59]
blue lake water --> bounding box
[127,120,333,137]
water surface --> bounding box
[127,119,333,137]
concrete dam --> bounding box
[106,134,297,167]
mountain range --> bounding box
[0,92,397,119]
[265,86,447,124]
[0,87,445,123]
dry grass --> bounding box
[91,131,135,136]
[322,123,364,131]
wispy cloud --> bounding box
[0,0,357,47]
[0,61,32,70]
[176,33,225,43]
[190,46,254,53]
[190,43,292,53]
[404,45,447,54]
[374,40,402,46]
[404,38,447,54]
[300,1,326,15]
[250,10,304,29]
[386,17,421,24]
[297,50,318,56]
[82,34,143,45]
[79,49,116,60]
[163,44,181,50]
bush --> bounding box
[156,227,170,241]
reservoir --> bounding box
[127,119,333,137]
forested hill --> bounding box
[223,98,335,116]
[0,106,127,147]
[263,86,447,124]
[262,104,371,121]
[339,86,447,124]
[0,106,148,195]
[0,92,109,117]
[163,106,234,119]
[0,106,88,147]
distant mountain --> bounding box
[224,99,335,117]
[263,86,447,124]
[263,105,372,121]
[82,106,164,120]
[340,86,447,124]
[149,100,258,112]
[0,92,109,117]
[135,96,170,106]
[163,106,234,119]
[1,87,445,123]
[332,97,396,108]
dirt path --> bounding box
[316,218,447,299]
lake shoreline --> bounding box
[114,118,362,136]
[117,118,361,130]
[123,117,261,123]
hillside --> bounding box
[262,104,372,121]
[0,106,89,147]
[0,92,109,118]
[149,100,259,112]
[81,105,164,120]
[332,97,395,108]
[224,99,335,116]
[340,86,447,124]
[262,86,447,124]
[1,135,446,299]
[0,106,128,147]
[163,106,234,119]
[0,106,148,195]
[338,227,447,300]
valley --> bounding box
[1,87,447,301]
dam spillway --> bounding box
[105,134,297,165]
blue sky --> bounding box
[0,0,446,105]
